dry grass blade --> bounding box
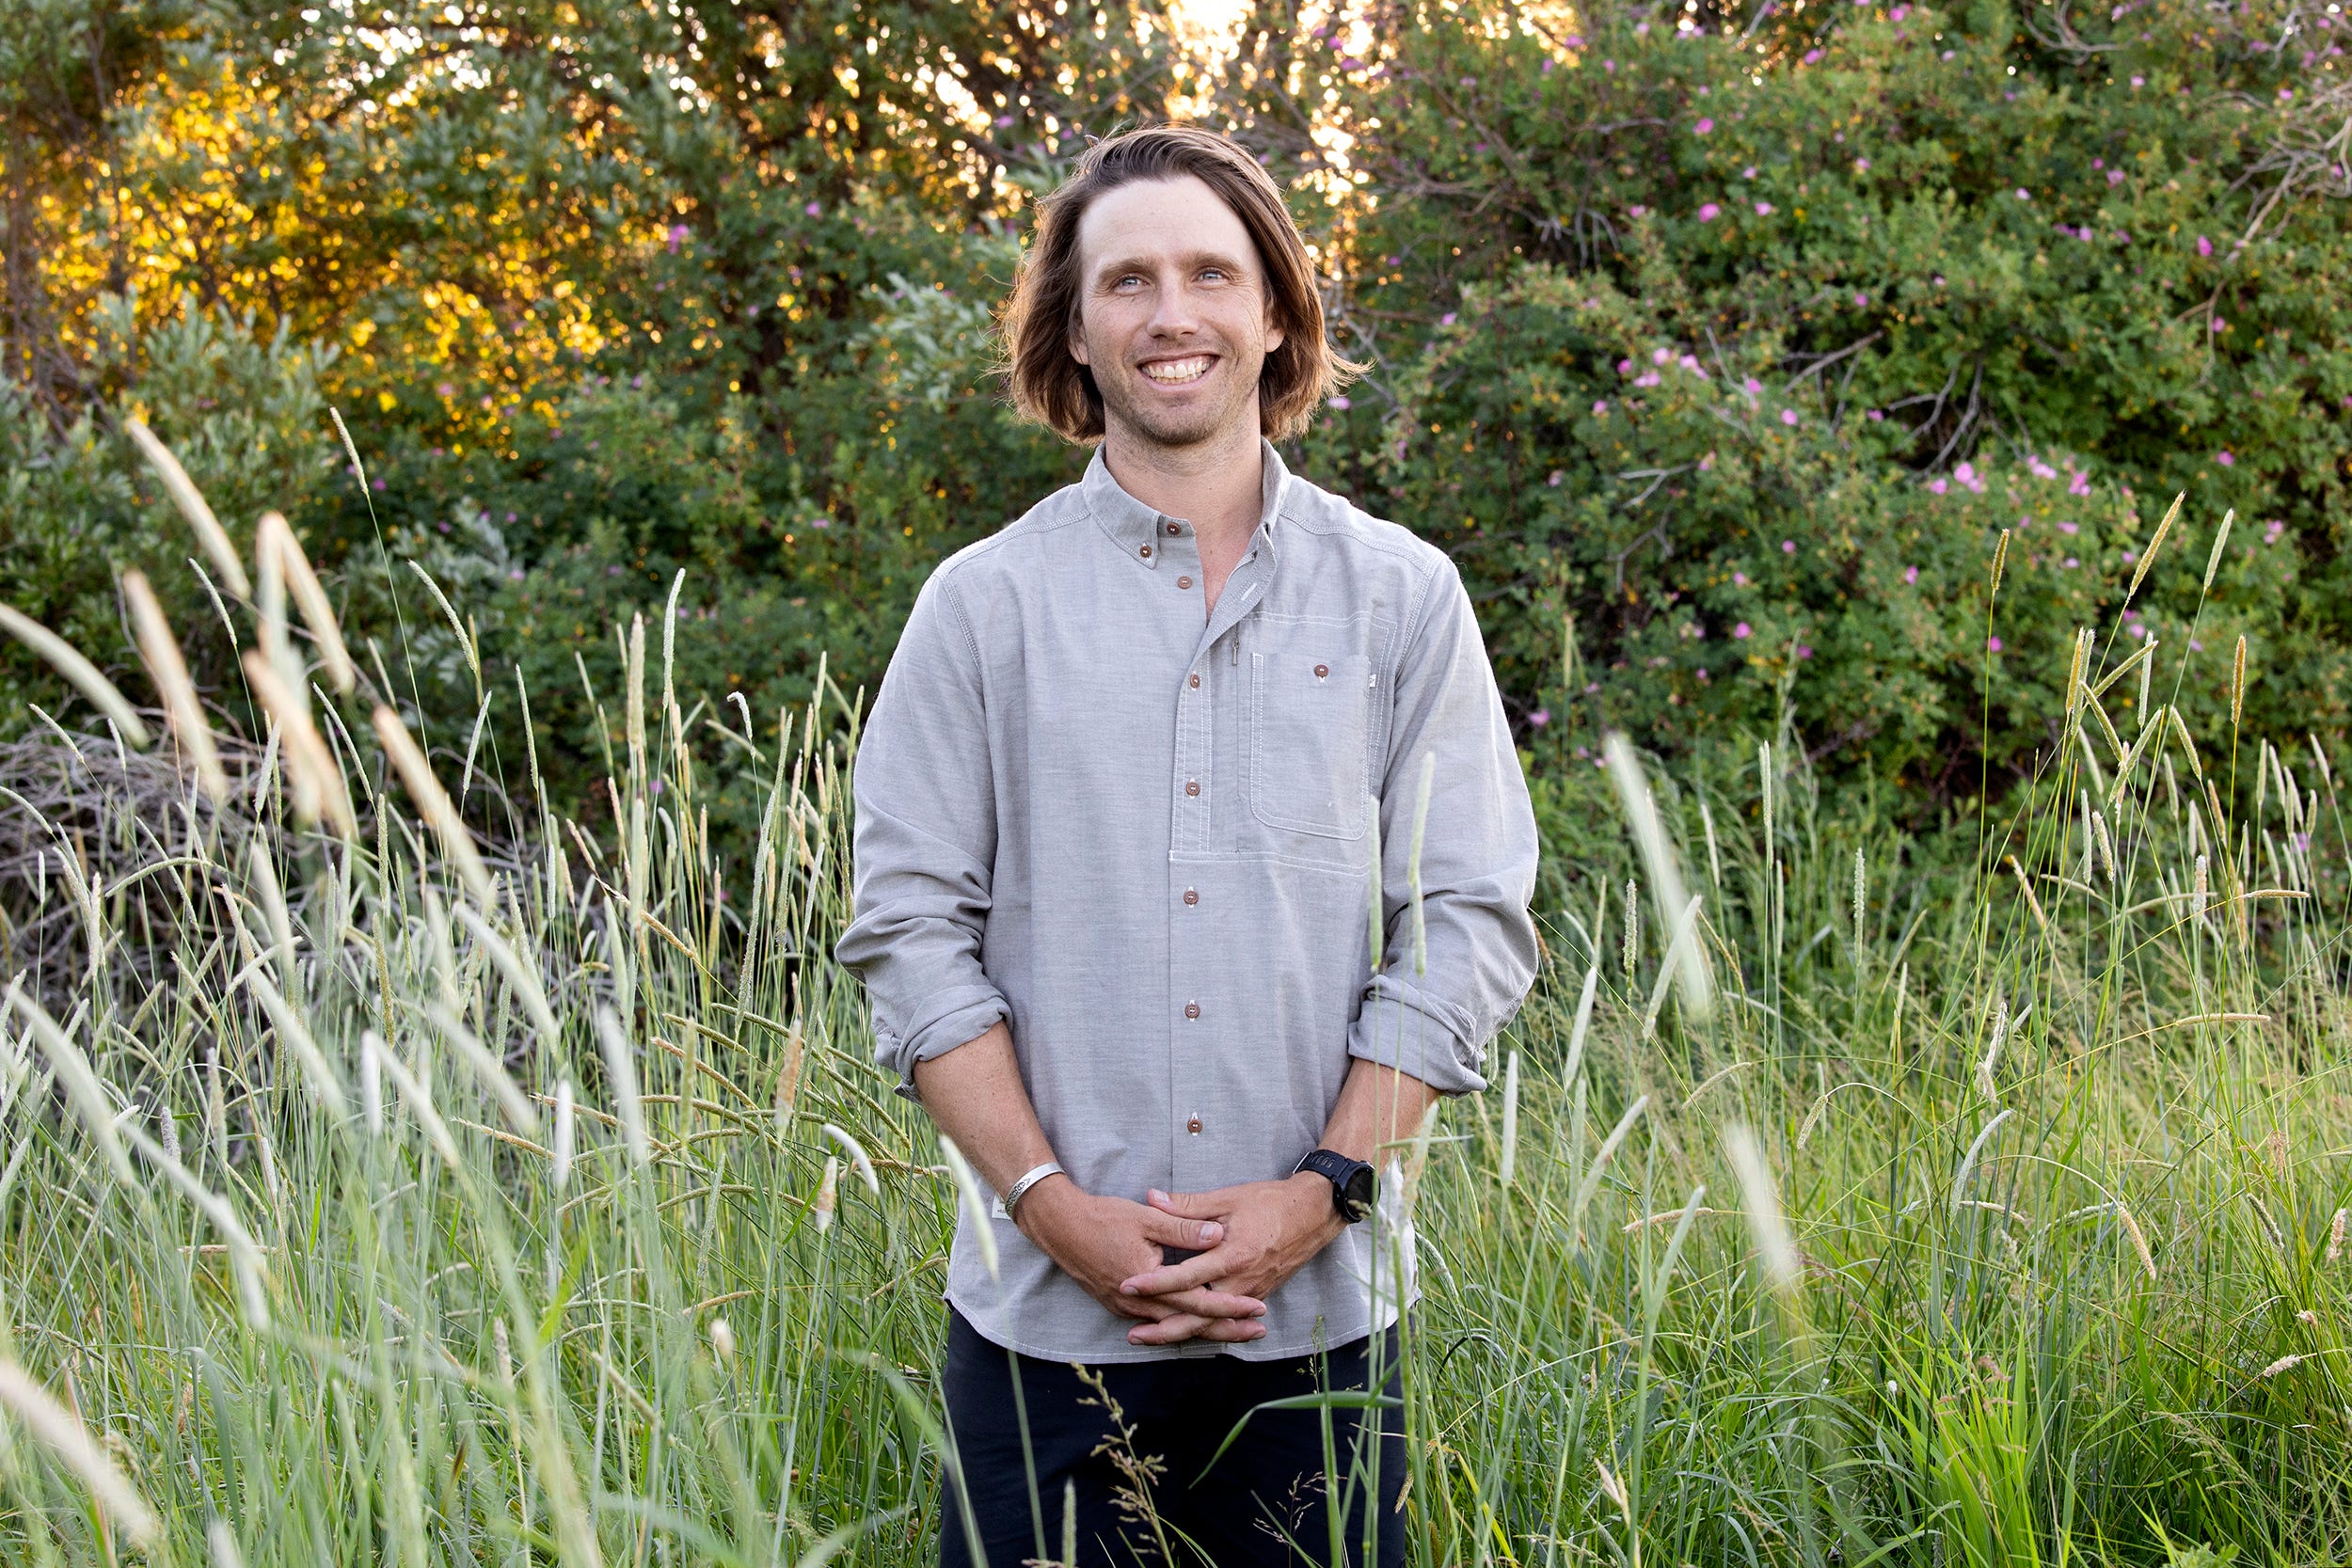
[0,1356,161,1546]
[124,417,250,599]
[373,705,494,906]
[0,606,152,749]
[121,569,227,802]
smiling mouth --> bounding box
[1139,355,1216,386]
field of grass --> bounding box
[0,467,2346,1566]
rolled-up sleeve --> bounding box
[1348,557,1540,1096]
[834,567,1009,1098]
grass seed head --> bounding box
[360,1031,385,1136]
[7,983,132,1182]
[814,1154,840,1234]
[2328,1208,2345,1264]
[1724,1123,1800,1295]
[2232,635,2248,727]
[936,1134,1000,1282]
[709,1317,735,1367]
[2127,491,2185,601]
[552,1080,576,1191]
[775,1022,804,1125]
[0,1357,161,1547]
[245,651,355,835]
[261,511,357,695]
[593,1006,650,1167]
[2204,508,2235,590]
[123,569,227,802]
[373,704,493,904]
[2116,1203,2157,1280]
[822,1122,882,1196]
[125,417,251,599]
[0,605,153,749]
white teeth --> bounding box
[1141,356,1213,384]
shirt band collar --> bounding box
[1082,438,1291,562]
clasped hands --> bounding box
[1014,1171,1346,1346]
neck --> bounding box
[1098,416,1266,554]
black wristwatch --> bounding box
[1295,1148,1377,1223]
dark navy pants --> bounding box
[938,1307,1407,1568]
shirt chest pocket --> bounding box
[1248,628,1377,841]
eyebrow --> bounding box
[1089,249,1253,285]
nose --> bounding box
[1144,277,1200,340]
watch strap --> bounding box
[1295,1148,1375,1221]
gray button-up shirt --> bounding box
[835,440,1539,1363]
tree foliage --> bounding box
[5,0,2351,822]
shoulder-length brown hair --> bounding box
[1000,123,1361,444]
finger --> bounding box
[1145,1187,1236,1221]
[1128,1311,1264,1347]
[1156,1287,1266,1320]
[1107,1293,1179,1323]
[1119,1250,1230,1298]
[1137,1206,1226,1251]
[1190,1316,1271,1344]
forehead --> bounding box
[1073,173,1262,273]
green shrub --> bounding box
[1284,0,2352,802]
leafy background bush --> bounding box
[4,0,2348,835]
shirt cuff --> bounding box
[1347,987,1487,1096]
[880,990,1011,1101]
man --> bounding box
[835,123,1539,1567]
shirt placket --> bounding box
[1163,520,1273,1176]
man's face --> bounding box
[1068,173,1287,453]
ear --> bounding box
[1263,313,1287,356]
[1067,306,1091,368]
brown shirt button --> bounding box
[1186,1114,1202,1135]
[1166,521,1181,535]
[1188,673,1200,689]
[1177,576,1192,590]
[1184,1001,1200,1020]
[1314,662,1329,678]
[1139,544,1152,558]
[1184,779,1200,797]
[1183,888,1199,905]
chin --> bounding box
[1107,389,1255,450]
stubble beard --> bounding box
[1091,344,1266,456]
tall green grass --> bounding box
[0,463,2344,1565]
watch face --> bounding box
[1341,1164,1377,1220]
